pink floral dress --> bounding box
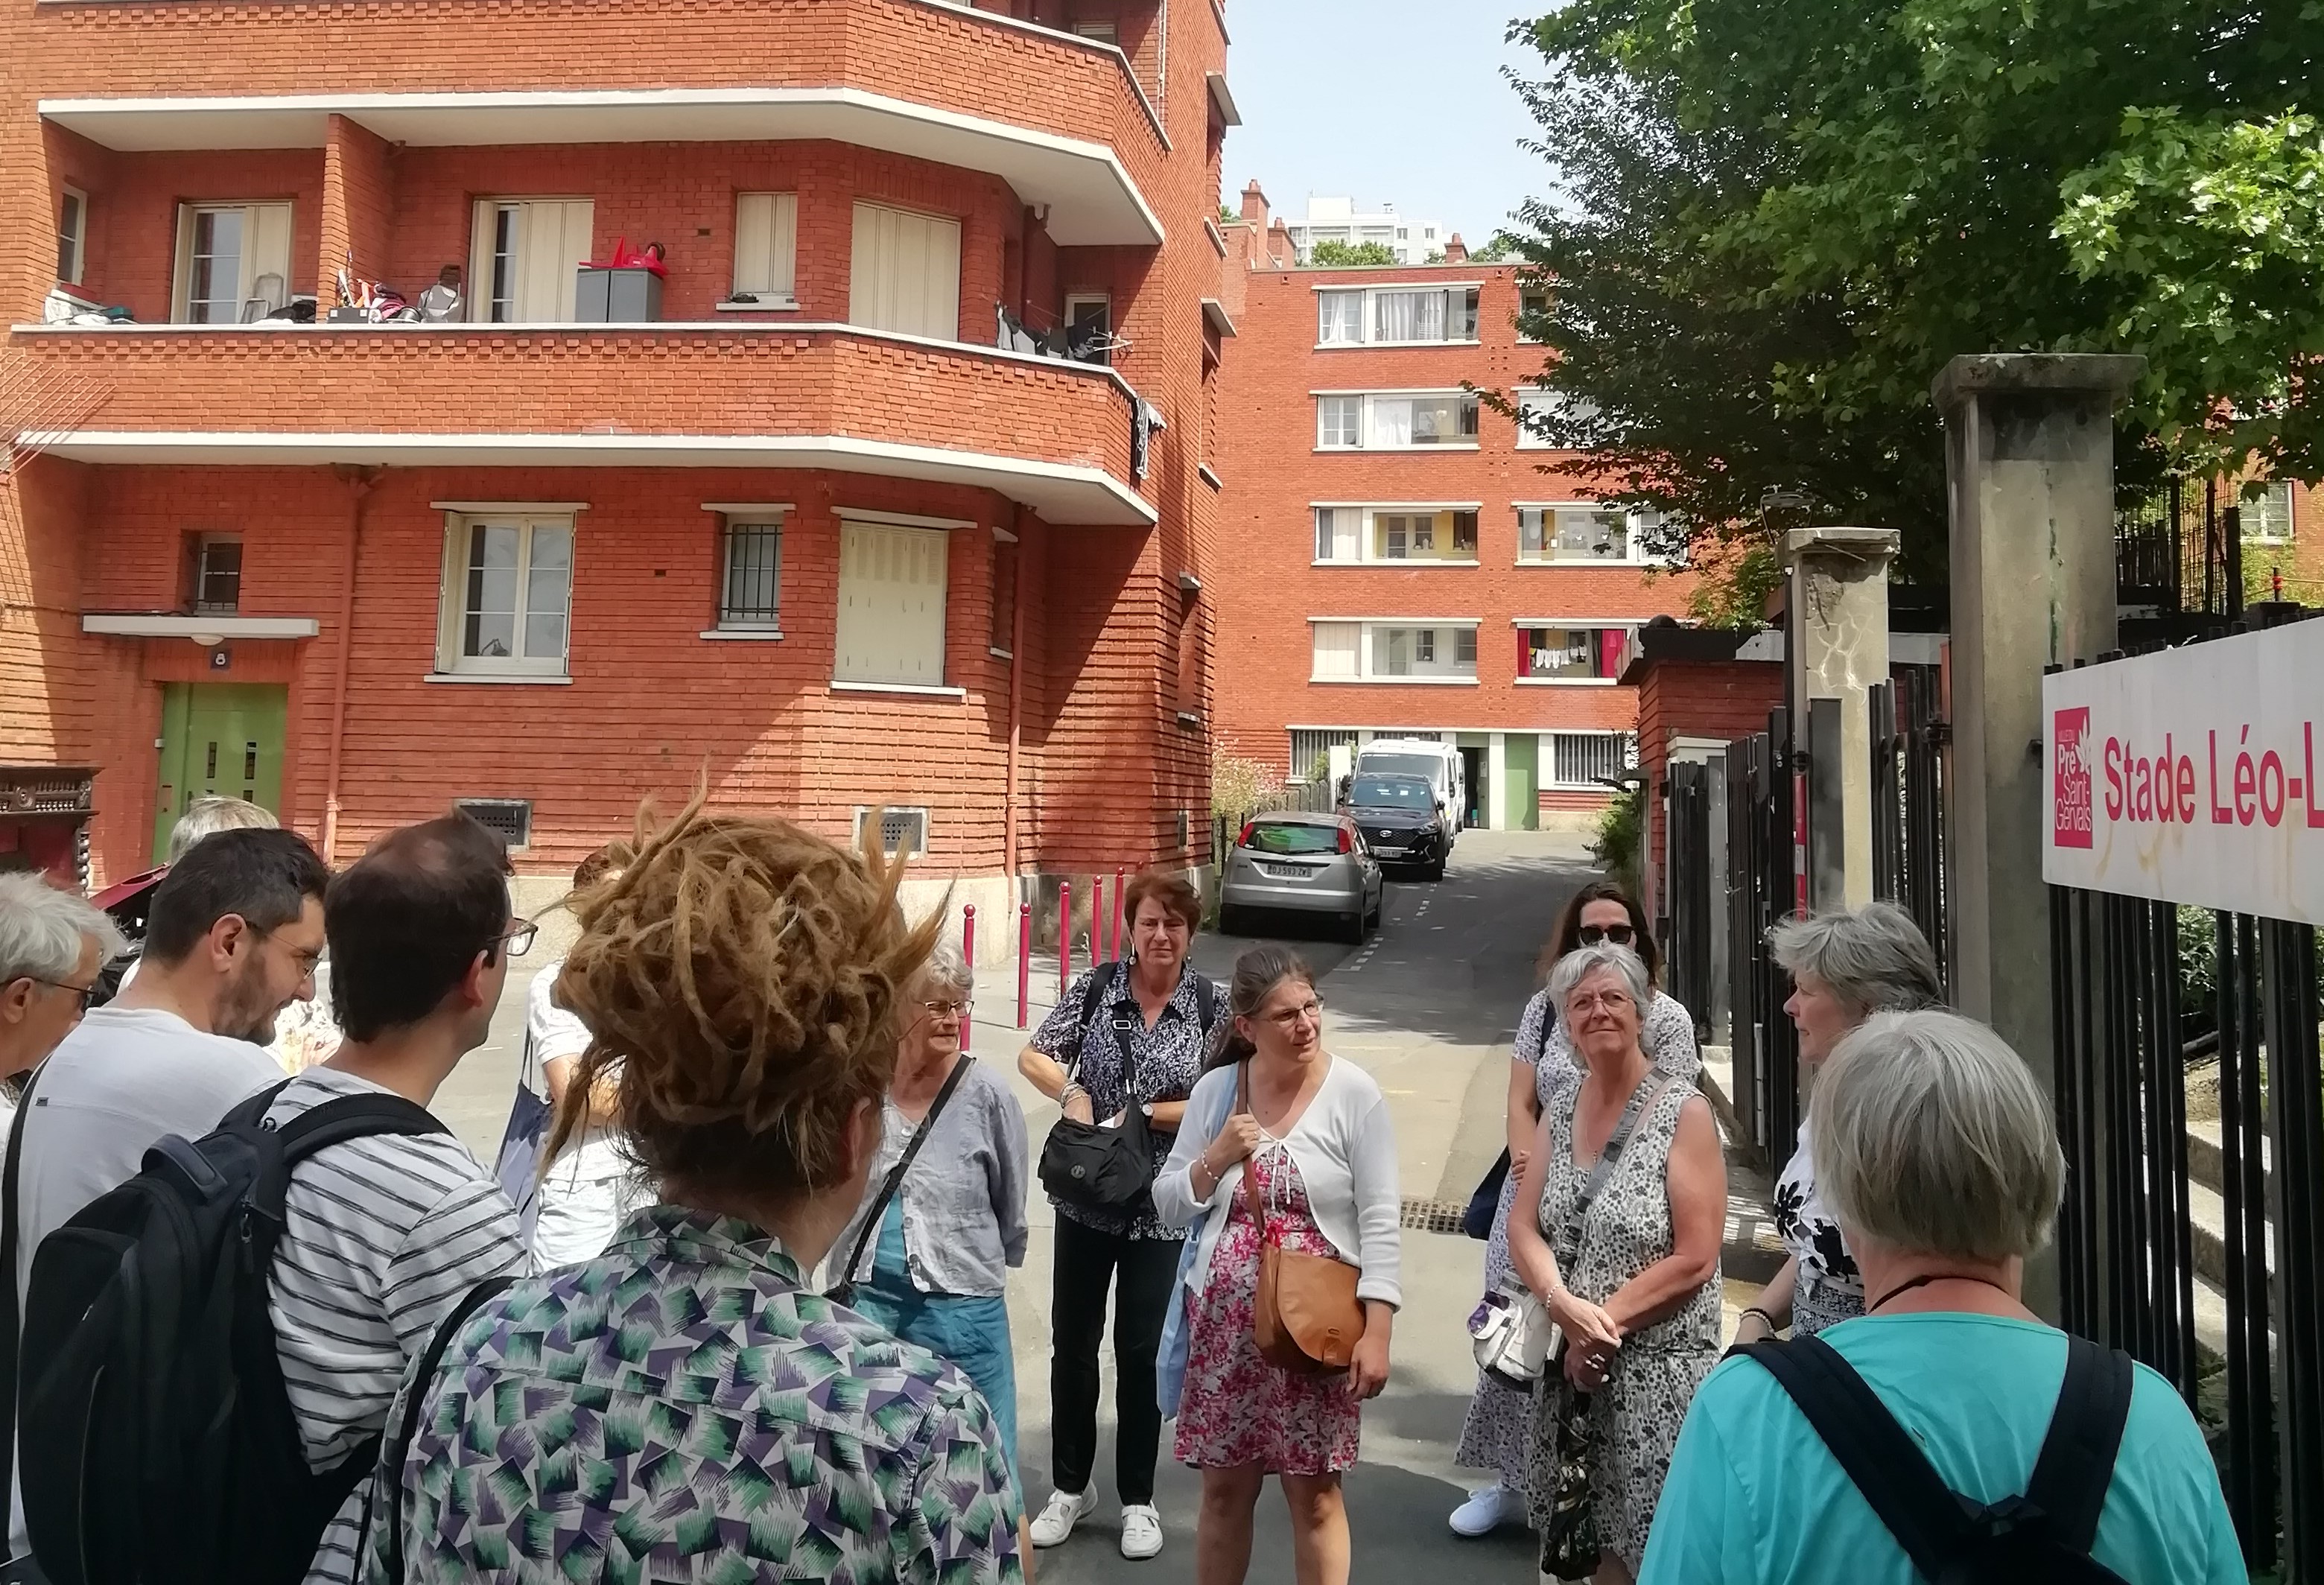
[1172,1142,1364,1474]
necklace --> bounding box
[1867,1271,2013,1313]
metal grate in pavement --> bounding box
[1400,1198,1470,1236]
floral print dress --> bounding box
[1172,1141,1363,1475]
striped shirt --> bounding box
[261,1067,530,1585]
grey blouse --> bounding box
[826,1058,1030,1299]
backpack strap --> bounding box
[368,1274,515,1585]
[1739,1336,1976,1579]
[2022,1335,2136,1554]
[269,1092,445,1165]
[0,1060,51,1541]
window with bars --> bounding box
[185,533,243,614]
[1547,732,1632,790]
[717,519,783,629]
[1288,729,1358,784]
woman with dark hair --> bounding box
[1152,945,1400,1585]
[1448,880,1699,1537]
[358,798,1023,1584]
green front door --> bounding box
[153,684,288,863]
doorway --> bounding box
[1460,745,1485,829]
[153,684,287,862]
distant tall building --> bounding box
[1282,196,1447,264]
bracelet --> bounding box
[1738,1306,1776,1333]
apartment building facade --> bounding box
[0,0,1240,928]
[1280,196,1445,265]
[1211,182,1689,830]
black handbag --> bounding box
[1462,1150,1510,1239]
[1038,965,1162,1214]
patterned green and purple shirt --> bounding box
[358,1205,1026,1585]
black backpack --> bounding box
[15,1079,446,1585]
[1738,1333,2136,1584]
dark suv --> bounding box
[1341,772,1449,879]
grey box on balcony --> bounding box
[575,267,663,323]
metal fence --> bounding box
[1665,760,1714,1026]
[1867,664,1950,993]
[2115,477,2242,620]
[1720,709,1802,1165]
[2048,638,2324,1581]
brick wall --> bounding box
[322,116,394,313]
[1634,656,1787,870]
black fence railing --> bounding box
[1721,709,1800,1166]
[2115,477,2242,620]
[1868,665,1950,994]
[1665,760,1714,1028]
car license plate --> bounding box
[1374,846,1408,858]
[1257,862,1309,880]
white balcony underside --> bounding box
[38,86,1161,247]
[22,431,1158,527]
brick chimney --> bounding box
[1442,233,1468,264]
[1239,180,1269,231]
[1266,219,1293,269]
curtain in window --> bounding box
[1598,629,1628,678]
[1318,293,1364,343]
[1370,398,1415,446]
[1374,289,1447,342]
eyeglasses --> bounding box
[918,1000,973,1020]
[486,921,539,962]
[1567,990,1634,1014]
[1263,998,1324,1029]
[1577,924,1636,947]
[27,978,100,1012]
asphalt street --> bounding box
[432,828,1739,1584]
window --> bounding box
[173,203,291,323]
[1313,506,1359,562]
[1317,396,1362,448]
[731,192,799,305]
[1517,287,1549,339]
[1073,18,1120,43]
[1520,506,1634,563]
[1288,728,1358,784]
[850,203,962,340]
[57,188,86,287]
[436,515,574,677]
[1175,590,1204,719]
[2241,482,2296,543]
[1064,293,1111,363]
[989,527,1018,657]
[1315,286,1480,346]
[854,807,930,858]
[717,517,784,629]
[1317,506,1479,564]
[1548,731,1632,790]
[1519,625,1634,682]
[454,798,532,848]
[469,199,594,323]
[1517,386,1598,448]
[834,518,949,687]
[185,534,243,614]
[1311,620,1480,682]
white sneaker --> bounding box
[1448,1481,1527,1537]
[1029,1487,1096,1549]
[1119,1504,1164,1560]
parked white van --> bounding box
[1351,738,1463,845]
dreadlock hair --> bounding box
[545,792,942,1204]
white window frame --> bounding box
[434,512,577,679]
[469,197,594,324]
[1312,503,1482,566]
[1316,395,1362,448]
[709,507,786,635]
[1546,731,1635,790]
[1308,617,1482,684]
[2240,481,2296,544]
[1064,292,1113,364]
[171,201,293,324]
[832,509,956,692]
[1073,18,1120,44]
[1311,283,1482,348]
[1311,390,1481,451]
[1513,618,1642,686]
[1516,502,1653,566]
[57,186,88,288]
[731,192,799,306]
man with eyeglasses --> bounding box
[0,872,125,1110]
[6,827,330,1565]
[255,812,531,1585]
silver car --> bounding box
[1218,811,1384,943]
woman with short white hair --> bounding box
[1641,1011,2242,1583]
[1507,942,1724,1584]
[1735,902,1943,1344]
[0,873,124,1104]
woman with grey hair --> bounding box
[1507,942,1724,1583]
[1641,1011,2241,1583]
[828,939,1032,1502]
[1736,901,1943,1344]
[0,872,125,1106]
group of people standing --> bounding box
[1445,883,2244,1584]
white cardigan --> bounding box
[1151,1055,1402,1309]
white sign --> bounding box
[2042,622,2324,923]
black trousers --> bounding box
[1047,1213,1184,1505]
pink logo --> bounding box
[2054,707,2094,849]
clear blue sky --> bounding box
[1219,1,1548,247]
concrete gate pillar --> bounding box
[1785,527,1901,910]
[1934,353,2143,1210]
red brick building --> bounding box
[1209,182,1693,830]
[1,0,1237,933]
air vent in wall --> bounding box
[455,798,533,849]
[854,807,929,857]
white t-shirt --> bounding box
[261,1067,529,1585]
[7,1004,283,1554]
[524,961,636,1268]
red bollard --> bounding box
[1112,865,1126,959]
[960,905,975,1052]
[1017,902,1032,1029]
[1058,882,1073,1002]
[1090,874,1106,966]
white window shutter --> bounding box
[1311,622,1358,679]
[836,522,949,686]
[734,194,798,299]
[245,204,293,311]
[850,203,962,339]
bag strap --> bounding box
[2022,1335,2135,1554]
[1064,962,1123,1086]
[1555,1070,1677,1262]
[1741,1336,1977,1579]
[831,1056,974,1292]
[370,1274,516,1585]
[1235,1061,1268,1234]
[271,1091,447,1163]
[0,1060,51,1532]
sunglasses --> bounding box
[1578,923,1636,947]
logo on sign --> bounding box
[2054,707,2094,849]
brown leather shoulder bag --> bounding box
[1237,1061,1365,1374]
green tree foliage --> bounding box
[1498,0,2321,585]
[1308,239,1398,267]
